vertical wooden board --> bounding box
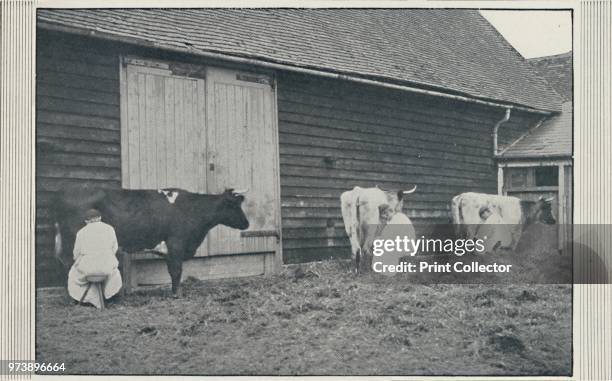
[120,62,129,188]
[164,76,176,187]
[183,78,196,191]
[197,79,207,193]
[191,78,209,258]
[136,73,147,188]
[210,83,235,253]
[206,67,280,256]
[155,75,167,187]
[174,78,186,188]
[125,68,141,189]
[261,88,279,227]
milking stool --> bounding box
[79,274,108,310]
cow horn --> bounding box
[402,185,417,194]
[544,196,555,202]
[232,188,249,195]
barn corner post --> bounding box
[119,55,129,189]
[497,164,505,195]
[558,162,566,253]
[265,72,283,275]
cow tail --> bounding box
[354,195,361,270]
[50,192,68,269]
[450,195,464,237]
[53,222,65,265]
[450,195,462,224]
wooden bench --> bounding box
[118,249,278,295]
[119,250,165,295]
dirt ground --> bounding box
[36,260,572,376]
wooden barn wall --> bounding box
[36,32,122,286]
[35,31,545,284]
[497,112,542,152]
[276,73,542,263]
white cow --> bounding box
[451,192,555,250]
[340,185,416,271]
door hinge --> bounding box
[236,73,272,86]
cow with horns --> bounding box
[53,186,250,297]
[340,185,417,272]
[451,192,556,251]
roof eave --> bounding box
[37,20,558,115]
[497,153,573,161]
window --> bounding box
[535,166,558,187]
[509,170,528,188]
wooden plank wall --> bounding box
[36,33,121,286]
[276,73,541,263]
[35,32,546,281]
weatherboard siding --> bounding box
[276,74,541,263]
[35,32,542,279]
[36,35,122,286]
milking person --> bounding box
[67,208,122,307]
[375,203,417,271]
[476,205,512,253]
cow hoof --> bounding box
[171,290,183,299]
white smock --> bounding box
[67,220,122,307]
[476,212,513,253]
[375,212,417,270]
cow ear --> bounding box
[222,191,244,204]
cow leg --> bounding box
[354,248,361,273]
[362,248,373,273]
[166,256,183,298]
[166,239,189,297]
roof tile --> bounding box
[37,8,563,111]
[502,102,572,158]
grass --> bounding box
[36,259,572,376]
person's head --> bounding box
[479,206,492,220]
[378,204,394,223]
[84,208,102,224]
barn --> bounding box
[498,52,573,249]
[35,9,563,288]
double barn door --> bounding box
[120,57,280,258]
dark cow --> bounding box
[52,186,249,297]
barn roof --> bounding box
[501,101,572,159]
[37,8,563,112]
[501,52,573,159]
[527,52,573,102]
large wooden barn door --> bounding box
[121,58,210,256]
[205,67,280,256]
[121,58,280,260]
